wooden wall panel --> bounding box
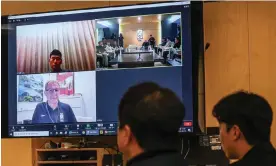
[1,139,33,166]
[1,1,110,16]
[120,22,161,47]
[248,2,276,147]
[2,2,276,166]
[108,1,154,7]
[1,1,156,16]
[203,2,250,127]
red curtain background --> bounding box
[17,20,96,74]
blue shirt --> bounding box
[32,101,77,124]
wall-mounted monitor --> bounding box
[1,1,205,138]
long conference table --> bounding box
[109,50,155,68]
[109,49,182,68]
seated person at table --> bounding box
[104,42,116,66]
[96,41,106,53]
[96,41,108,67]
[105,42,119,57]
[112,41,120,57]
[105,42,114,52]
[164,37,173,47]
[163,37,181,63]
[156,38,167,54]
[161,37,167,46]
[142,40,150,50]
[112,41,118,48]
[172,37,181,59]
[173,37,181,49]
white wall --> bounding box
[74,71,96,121]
[17,71,96,123]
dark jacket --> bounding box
[173,42,181,49]
[32,101,77,124]
[126,150,188,166]
[96,45,106,54]
[230,142,276,166]
[148,37,156,46]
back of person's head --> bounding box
[117,82,185,153]
[50,49,62,58]
[213,91,273,145]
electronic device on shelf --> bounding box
[35,148,102,166]
[1,1,205,138]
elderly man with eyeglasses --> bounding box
[32,80,77,124]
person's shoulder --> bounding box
[36,102,46,108]
[265,150,276,165]
[59,102,71,108]
[59,102,73,112]
[34,102,46,113]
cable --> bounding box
[183,140,190,159]
[39,140,50,149]
[104,148,111,154]
[181,138,184,155]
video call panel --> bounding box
[17,71,96,124]
[95,13,182,70]
[16,20,97,74]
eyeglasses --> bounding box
[46,89,59,93]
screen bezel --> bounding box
[1,1,205,138]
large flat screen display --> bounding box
[1,1,205,137]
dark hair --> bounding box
[50,49,62,58]
[118,82,185,151]
[212,91,273,145]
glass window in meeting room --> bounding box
[16,20,97,74]
[94,13,182,70]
